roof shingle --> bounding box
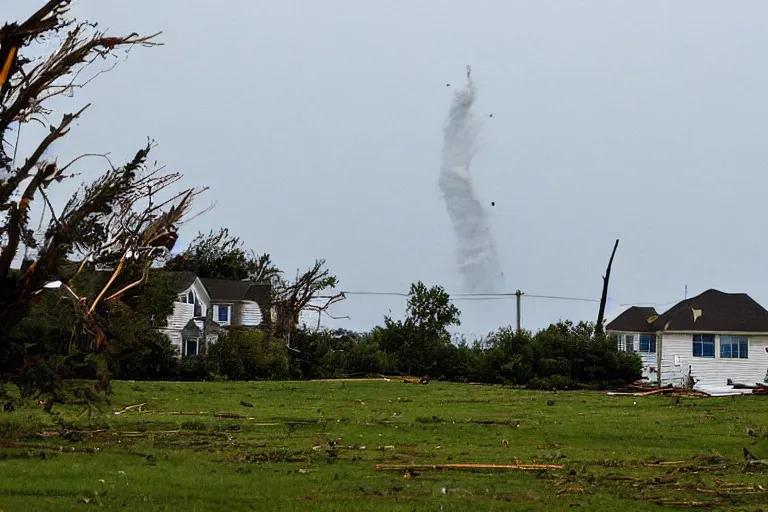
[607,289,768,334]
[605,306,658,333]
[654,289,768,333]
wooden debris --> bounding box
[114,403,146,415]
[375,463,562,472]
[112,430,181,437]
[642,460,687,467]
[653,500,713,508]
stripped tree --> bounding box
[274,259,345,347]
[0,1,205,398]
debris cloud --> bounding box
[439,65,502,293]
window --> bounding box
[616,334,626,352]
[639,334,657,353]
[217,305,230,323]
[185,338,199,356]
[187,290,194,303]
[625,335,635,352]
[693,334,715,358]
[720,335,748,359]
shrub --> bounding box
[527,375,575,390]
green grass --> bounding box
[1,380,768,511]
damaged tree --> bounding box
[274,259,344,346]
[0,1,205,396]
[595,239,619,337]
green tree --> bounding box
[207,326,289,381]
[165,228,281,284]
[376,281,460,376]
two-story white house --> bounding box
[607,289,768,390]
[159,271,272,357]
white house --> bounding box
[159,271,273,357]
[606,289,768,389]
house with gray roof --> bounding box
[606,289,768,389]
[159,271,273,357]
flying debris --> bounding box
[489,114,493,117]
[446,83,450,87]
[491,202,495,207]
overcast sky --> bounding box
[7,1,768,338]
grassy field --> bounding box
[1,380,768,511]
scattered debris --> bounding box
[501,439,509,448]
[375,463,563,472]
[240,401,254,408]
[653,500,711,508]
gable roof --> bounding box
[605,306,658,333]
[199,278,271,306]
[168,271,198,294]
[654,289,768,333]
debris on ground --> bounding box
[375,463,563,472]
[114,403,145,415]
[240,400,254,408]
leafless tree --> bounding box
[273,259,344,340]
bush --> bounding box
[207,327,289,381]
[177,356,213,381]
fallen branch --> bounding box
[112,430,180,437]
[607,388,676,397]
[137,410,208,416]
[653,500,713,508]
[375,463,562,472]
[113,403,146,415]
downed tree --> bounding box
[0,1,206,401]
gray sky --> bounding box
[8,1,768,338]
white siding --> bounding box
[166,302,195,330]
[240,301,263,326]
[159,329,183,356]
[660,333,768,387]
[637,353,659,383]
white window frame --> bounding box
[215,304,233,325]
[616,334,626,352]
[184,337,199,356]
[719,335,749,359]
[638,334,657,354]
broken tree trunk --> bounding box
[595,239,619,337]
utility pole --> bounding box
[515,290,524,332]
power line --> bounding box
[339,290,680,308]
